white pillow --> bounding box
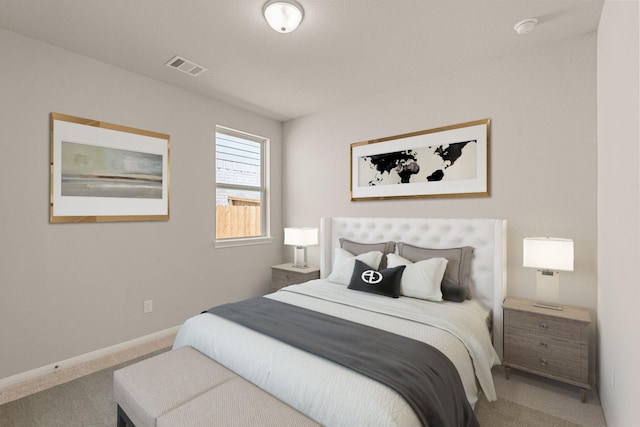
[326,248,383,285]
[387,253,448,301]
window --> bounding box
[215,126,269,245]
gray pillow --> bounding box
[339,238,396,270]
[396,243,474,300]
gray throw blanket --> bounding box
[205,297,479,427]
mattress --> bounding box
[173,279,499,427]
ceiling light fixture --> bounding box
[263,0,304,33]
[514,18,538,35]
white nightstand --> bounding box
[270,263,320,292]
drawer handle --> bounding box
[539,358,548,367]
[540,323,549,330]
[286,275,291,280]
[539,342,548,348]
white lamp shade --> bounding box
[284,227,318,247]
[263,0,304,33]
[523,237,574,272]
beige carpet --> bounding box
[0,363,587,427]
[1,347,599,427]
[475,396,581,427]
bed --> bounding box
[173,217,507,427]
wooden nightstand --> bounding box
[503,297,591,402]
[271,263,320,291]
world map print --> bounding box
[358,140,477,187]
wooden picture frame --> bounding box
[50,113,170,223]
[350,118,490,201]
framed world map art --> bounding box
[350,118,490,201]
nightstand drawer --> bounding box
[272,269,306,285]
[271,264,320,291]
[505,330,585,361]
[506,310,586,342]
[271,276,290,290]
[505,346,588,384]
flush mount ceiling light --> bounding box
[263,0,304,33]
[514,18,538,35]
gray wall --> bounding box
[283,33,598,373]
[0,28,283,380]
[597,1,640,425]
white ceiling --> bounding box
[0,0,603,122]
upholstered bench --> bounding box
[113,345,319,427]
[156,375,319,426]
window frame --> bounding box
[214,125,272,248]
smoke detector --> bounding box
[165,55,208,77]
[514,18,538,35]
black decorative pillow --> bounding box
[441,281,469,303]
[347,259,405,298]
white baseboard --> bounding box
[0,326,179,390]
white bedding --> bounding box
[173,280,500,427]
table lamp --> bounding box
[523,237,574,310]
[284,227,318,268]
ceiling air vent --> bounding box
[165,55,208,77]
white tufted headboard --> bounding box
[319,217,507,359]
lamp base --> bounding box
[533,302,563,311]
[535,270,560,303]
[292,246,308,269]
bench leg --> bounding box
[117,404,136,427]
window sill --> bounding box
[214,236,274,248]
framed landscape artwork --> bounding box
[50,113,170,223]
[350,118,490,201]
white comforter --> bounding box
[173,280,499,427]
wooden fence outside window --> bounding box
[216,205,261,238]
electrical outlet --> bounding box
[143,300,153,314]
